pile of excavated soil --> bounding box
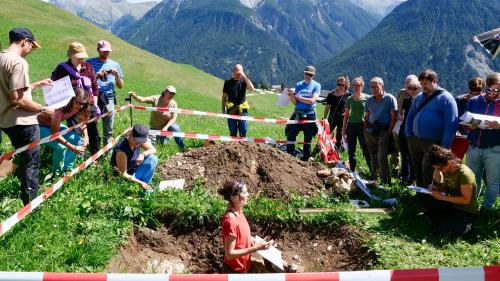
[108,223,376,274]
[157,142,326,199]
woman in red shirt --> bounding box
[218,179,273,273]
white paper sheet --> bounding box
[159,179,185,191]
[460,111,500,129]
[255,235,284,271]
[276,89,290,106]
[42,76,75,108]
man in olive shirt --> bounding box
[129,86,185,151]
[0,28,54,205]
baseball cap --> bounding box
[97,40,112,52]
[132,124,149,144]
[165,85,177,94]
[9,28,41,48]
[67,42,88,59]
[304,65,316,75]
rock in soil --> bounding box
[157,142,326,199]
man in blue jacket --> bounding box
[465,72,500,211]
[405,69,458,187]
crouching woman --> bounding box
[218,179,273,273]
[427,145,479,236]
[38,87,90,173]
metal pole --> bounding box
[125,93,133,127]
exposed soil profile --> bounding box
[108,222,377,274]
[157,142,326,199]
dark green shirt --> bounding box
[440,164,479,214]
[346,94,368,124]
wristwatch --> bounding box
[40,106,46,113]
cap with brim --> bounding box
[132,124,148,144]
[97,40,112,52]
[68,42,89,59]
[165,85,177,94]
[304,65,316,75]
[9,28,41,49]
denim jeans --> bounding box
[40,124,82,173]
[133,154,158,184]
[101,97,115,145]
[155,123,185,149]
[2,125,41,205]
[287,111,316,161]
[227,110,248,137]
[399,132,414,182]
[466,145,500,209]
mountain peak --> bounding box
[239,0,263,9]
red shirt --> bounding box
[221,211,252,272]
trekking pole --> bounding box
[125,92,133,127]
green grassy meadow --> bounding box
[0,0,499,273]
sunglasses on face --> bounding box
[337,83,345,87]
[407,87,419,91]
[486,88,500,94]
[304,73,314,77]
[353,84,362,87]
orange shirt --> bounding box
[221,211,252,273]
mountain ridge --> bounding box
[316,0,500,94]
[46,0,158,30]
[116,0,379,84]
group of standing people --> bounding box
[321,69,499,235]
[0,28,124,204]
[0,27,188,204]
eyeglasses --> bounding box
[352,84,362,87]
[337,83,345,87]
[486,88,500,94]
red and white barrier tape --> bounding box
[131,105,318,124]
[148,130,311,145]
[0,105,130,163]
[0,266,498,281]
[0,128,131,238]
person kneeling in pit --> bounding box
[111,124,158,190]
[128,86,185,151]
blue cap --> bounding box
[9,28,41,48]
